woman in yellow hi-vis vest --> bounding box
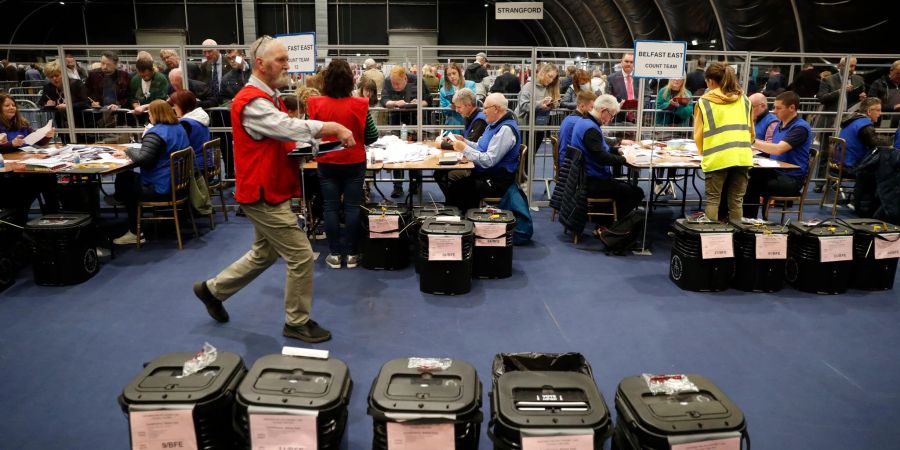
[693,62,754,221]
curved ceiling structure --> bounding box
[520,0,898,55]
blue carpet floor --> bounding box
[1,184,899,449]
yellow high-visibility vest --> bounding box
[698,96,754,172]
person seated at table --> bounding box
[750,93,777,142]
[435,88,488,198]
[307,59,377,269]
[168,68,216,109]
[0,92,60,223]
[380,65,431,198]
[569,94,644,220]
[439,63,477,131]
[656,78,693,126]
[0,93,55,151]
[744,91,812,219]
[560,69,593,110]
[39,59,90,129]
[168,90,210,172]
[558,90,596,167]
[111,100,191,245]
[839,97,887,178]
[85,51,130,110]
[444,93,521,213]
[129,58,170,116]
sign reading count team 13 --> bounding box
[276,32,316,74]
[632,40,687,79]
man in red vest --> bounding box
[192,36,355,343]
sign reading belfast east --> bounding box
[276,32,316,74]
[633,40,687,79]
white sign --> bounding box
[496,2,544,20]
[700,233,734,259]
[633,40,687,79]
[276,33,316,74]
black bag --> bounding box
[598,210,644,253]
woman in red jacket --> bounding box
[307,59,378,268]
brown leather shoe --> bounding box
[192,281,229,323]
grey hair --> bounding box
[485,92,508,111]
[250,35,278,62]
[452,88,477,106]
[594,94,619,116]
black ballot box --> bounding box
[613,374,748,449]
[466,208,516,279]
[489,352,611,450]
[409,205,460,273]
[418,218,474,295]
[669,219,735,292]
[729,219,789,292]
[361,204,410,270]
[786,220,854,294]
[25,214,99,286]
[234,354,353,450]
[368,357,483,450]
[119,351,247,450]
[844,218,900,290]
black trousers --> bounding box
[742,170,804,219]
[114,171,169,233]
[445,171,515,213]
[586,177,644,219]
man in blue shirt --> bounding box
[445,93,521,212]
[743,91,812,218]
[557,90,596,168]
[750,93,777,142]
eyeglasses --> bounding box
[250,35,274,60]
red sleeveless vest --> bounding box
[231,85,300,204]
[307,96,368,165]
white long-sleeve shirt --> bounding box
[242,75,323,143]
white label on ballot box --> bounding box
[874,234,900,260]
[755,234,787,259]
[521,434,594,450]
[819,236,853,262]
[700,233,734,259]
[250,414,317,450]
[670,436,741,450]
[129,409,198,450]
[369,215,399,239]
[428,235,462,260]
[475,222,507,247]
[387,422,454,450]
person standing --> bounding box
[693,62,754,222]
[192,36,355,343]
[307,59,377,270]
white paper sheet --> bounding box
[23,120,53,146]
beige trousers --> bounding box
[207,200,314,326]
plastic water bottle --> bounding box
[400,123,408,141]
[73,152,81,164]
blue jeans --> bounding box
[317,162,366,255]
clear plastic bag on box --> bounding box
[407,357,453,372]
[642,373,699,395]
[182,342,218,377]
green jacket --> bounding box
[129,71,170,106]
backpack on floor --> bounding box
[598,209,644,253]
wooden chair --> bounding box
[573,198,618,244]
[200,138,228,225]
[765,152,816,224]
[818,136,853,218]
[481,144,528,206]
[136,147,198,250]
